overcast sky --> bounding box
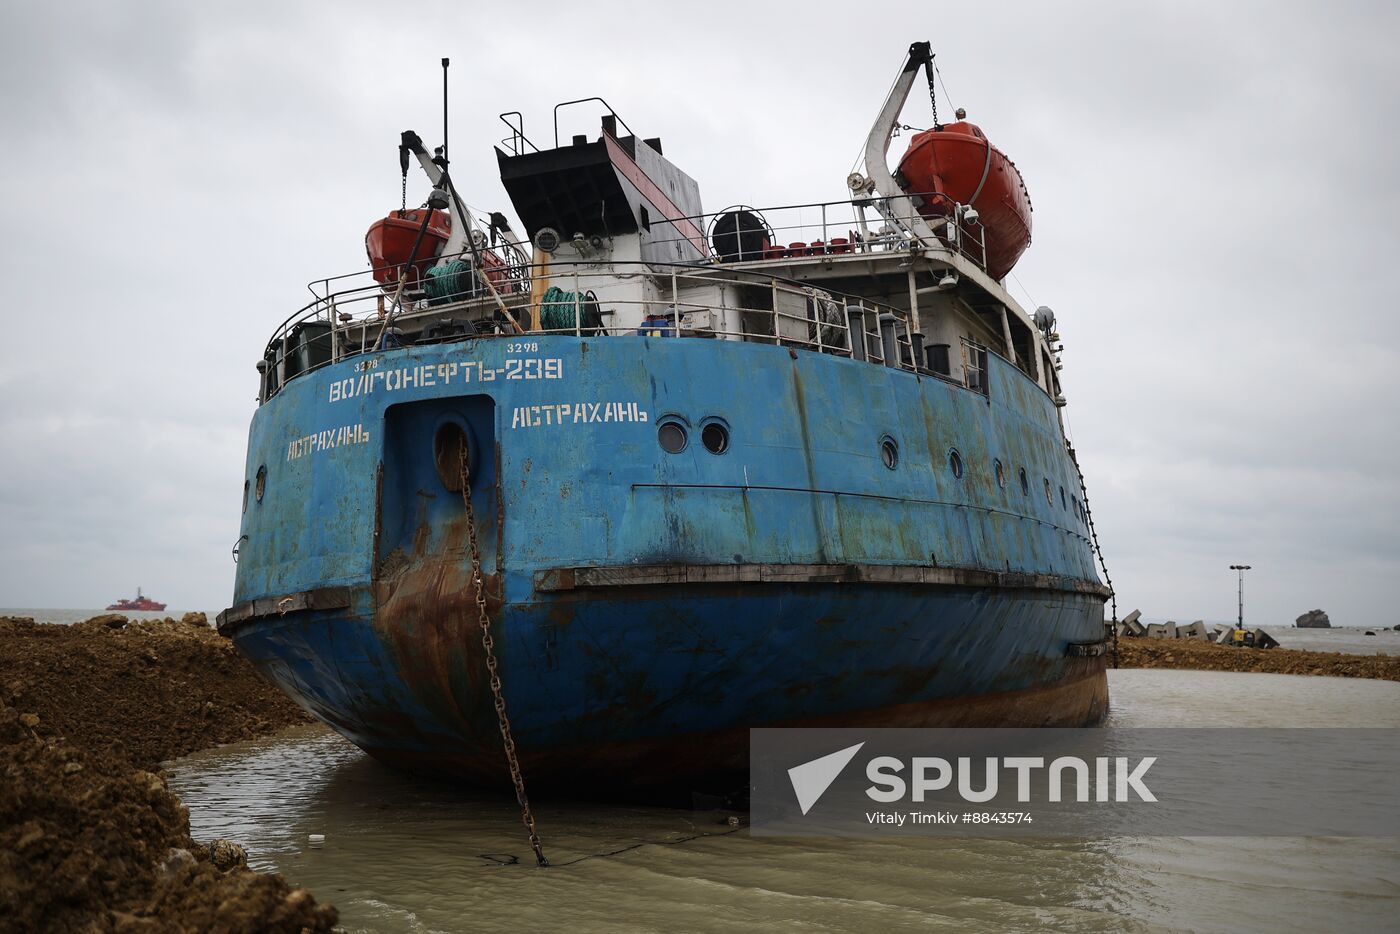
[1,0,1395,626]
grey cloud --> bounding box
[0,0,1395,626]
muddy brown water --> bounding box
[167,670,1400,933]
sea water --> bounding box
[167,670,1400,933]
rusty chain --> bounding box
[458,444,549,867]
[922,53,939,128]
[1067,442,1118,668]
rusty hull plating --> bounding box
[223,334,1108,792]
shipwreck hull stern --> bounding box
[225,579,1108,793]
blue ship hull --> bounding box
[223,335,1108,789]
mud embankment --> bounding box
[1117,636,1400,681]
[0,615,337,932]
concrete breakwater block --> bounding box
[1179,620,1208,640]
[1114,613,1276,648]
[1118,610,1146,637]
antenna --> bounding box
[441,58,450,169]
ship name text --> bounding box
[328,358,564,403]
[286,423,371,460]
[511,401,649,429]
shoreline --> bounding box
[1,615,338,931]
[3,613,1394,929]
[1115,636,1400,680]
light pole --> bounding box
[1229,565,1252,629]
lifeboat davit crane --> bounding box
[857,42,1033,282]
[364,130,528,332]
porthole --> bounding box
[994,459,1006,489]
[434,422,472,492]
[880,436,899,470]
[1073,496,1082,522]
[658,419,688,454]
[1019,467,1029,495]
[948,449,964,479]
[255,465,267,503]
[1060,485,1067,510]
[242,479,250,514]
[1044,478,1054,506]
[701,419,730,455]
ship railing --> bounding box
[258,261,948,403]
[518,262,926,371]
[304,207,532,306]
[651,194,989,271]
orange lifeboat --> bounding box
[365,208,452,290]
[477,247,512,290]
[896,120,1032,281]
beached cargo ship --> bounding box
[219,43,1111,791]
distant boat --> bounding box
[106,586,166,612]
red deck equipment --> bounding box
[896,120,1032,281]
[365,208,452,290]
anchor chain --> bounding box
[1067,443,1118,668]
[923,53,939,127]
[458,445,549,867]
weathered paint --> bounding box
[227,334,1106,788]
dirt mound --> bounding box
[0,616,336,930]
[0,702,336,932]
[0,616,312,770]
[1117,637,1400,680]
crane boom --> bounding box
[861,42,942,247]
